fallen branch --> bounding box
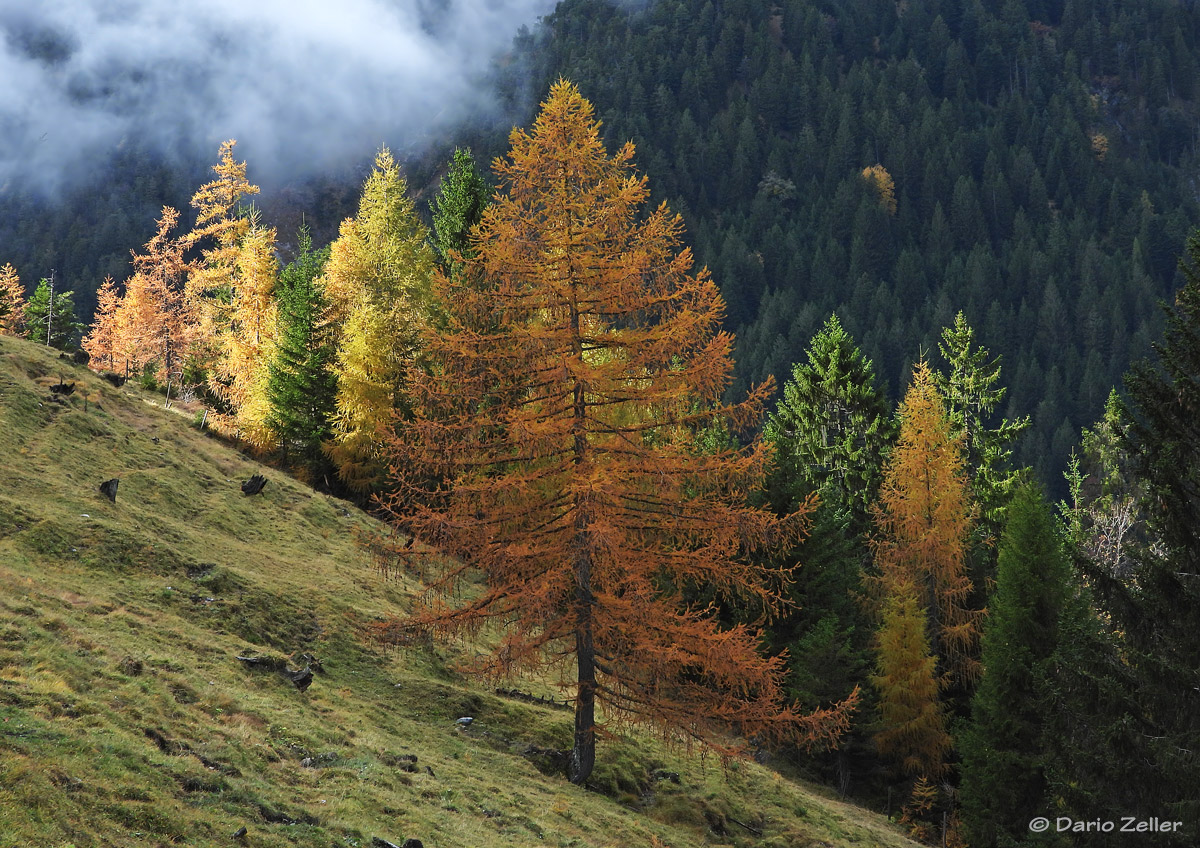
[728,816,763,836]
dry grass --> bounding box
[0,335,919,848]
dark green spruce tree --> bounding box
[1102,230,1200,835]
[266,227,337,480]
[763,313,894,524]
[762,315,892,796]
[430,147,488,276]
[934,312,1030,539]
[959,484,1076,847]
[25,277,84,351]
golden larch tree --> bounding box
[323,149,436,492]
[211,214,279,447]
[377,81,854,785]
[0,263,26,336]
[181,141,278,442]
[184,139,261,372]
[871,578,952,780]
[83,275,121,370]
[107,207,190,383]
[873,361,980,688]
[861,164,897,216]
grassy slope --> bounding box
[0,335,919,848]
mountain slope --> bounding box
[526,0,1200,489]
[0,333,919,848]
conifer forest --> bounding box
[2,0,1199,845]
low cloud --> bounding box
[0,0,555,194]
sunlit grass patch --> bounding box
[0,335,919,848]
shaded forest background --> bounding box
[3,0,1200,490]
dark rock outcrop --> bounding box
[99,478,119,503]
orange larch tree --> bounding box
[872,361,980,689]
[110,207,191,386]
[132,206,190,393]
[83,275,121,370]
[0,262,25,336]
[376,81,854,785]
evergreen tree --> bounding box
[1061,390,1147,581]
[267,227,336,478]
[1103,230,1200,832]
[959,484,1074,847]
[768,506,875,797]
[934,312,1030,543]
[762,314,887,794]
[25,277,84,350]
[764,314,894,524]
[0,263,25,336]
[430,147,489,275]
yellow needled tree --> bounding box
[182,141,278,444]
[376,81,855,785]
[873,361,980,690]
[322,149,435,492]
[214,214,279,447]
[871,578,952,781]
[185,140,259,317]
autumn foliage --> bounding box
[376,81,854,784]
[83,276,120,370]
[871,579,951,780]
[83,141,279,444]
[322,149,436,492]
[83,207,190,382]
[0,263,25,336]
[872,362,980,691]
[860,164,897,216]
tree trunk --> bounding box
[568,618,596,785]
[567,276,596,786]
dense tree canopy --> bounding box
[528,0,1200,493]
[1100,231,1200,834]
